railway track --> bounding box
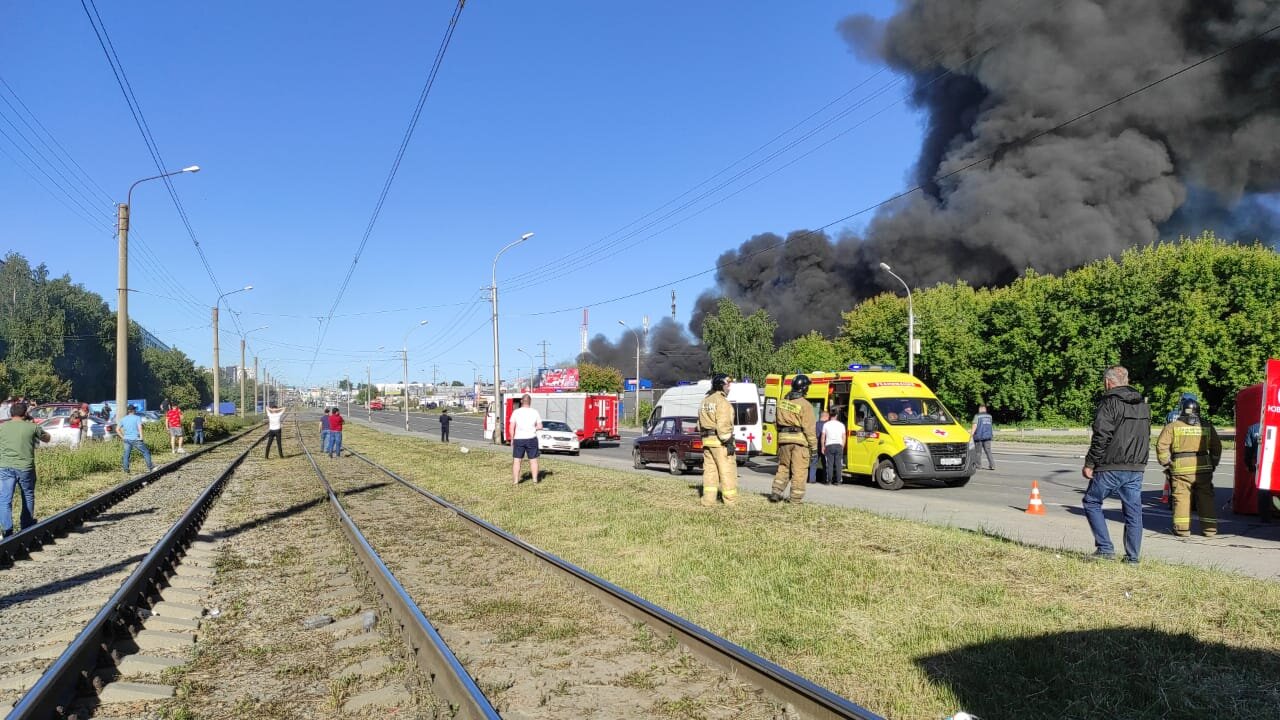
[0,427,264,718]
[297,418,885,719]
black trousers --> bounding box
[441,426,449,442]
[264,429,284,458]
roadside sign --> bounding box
[1257,358,1280,492]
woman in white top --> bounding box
[264,404,286,459]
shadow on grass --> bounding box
[917,627,1280,720]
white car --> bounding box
[537,420,580,456]
[38,416,112,448]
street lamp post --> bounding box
[211,285,253,416]
[403,321,428,432]
[878,262,915,377]
[516,348,535,392]
[239,325,268,418]
[618,321,642,425]
[253,356,260,415]
[115,165,200,419]
[491,232,534,443]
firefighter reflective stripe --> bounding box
[776,397,809,446]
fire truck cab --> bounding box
[762,366,975,490]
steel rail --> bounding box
[345,446,886,720]
[291,418,501,720]
[0,423,263,567]
[7,431,266,719]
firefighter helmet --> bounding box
[1179,397,1201,424]
[711,373,730,392]
[789,374,811,396]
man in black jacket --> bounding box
[1081,365,1151,563]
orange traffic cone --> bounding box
[1025,480,1046,515]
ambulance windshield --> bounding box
[873,397,954,425]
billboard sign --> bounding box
[539,368,579,390]
[623,378,652,391]
[1257,358,1280,492]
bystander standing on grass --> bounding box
[117,404,154,474]
[193,411,206,445]
[0,402,50,537]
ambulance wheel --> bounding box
[873,459,904,491]
[668,450,685,475]
[945,476,971,488]
[633,448,645,469]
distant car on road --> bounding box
[537,420,581,455]
[369,400,385,411]
[39,415,112,448]
[633,416,747,475]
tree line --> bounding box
[0,252,216,408]
[700,233,1279,424]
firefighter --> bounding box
[698,373,737,506]
[1156,398,1222,537]
[769,374,818,504]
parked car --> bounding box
[369,400,385,411]
[632,416,748,475]
[537,420,580,455]
[140,410,162,423]
[29,403,81,423]
[39,415,112,447]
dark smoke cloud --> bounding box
[696,0,1279,343]
[580,317,709,388]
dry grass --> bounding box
[346,424,1280,720]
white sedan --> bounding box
[537,420,580,456]
[39,416,112,448]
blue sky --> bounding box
[2,1,923,389]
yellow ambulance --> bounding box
[762,366,975,490]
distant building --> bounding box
[138,325,170,352]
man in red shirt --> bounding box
[166,402,185,454]
[327,407,344,458]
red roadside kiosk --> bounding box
[1233,358,1280,519]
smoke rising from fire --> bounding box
[692,0,1280,343]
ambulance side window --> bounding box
[764,398,777,424]
[855,400,880,433]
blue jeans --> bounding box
[194,429,204,444]
[328,431,343,456]
[122,439,154,473]
[1082,470,1144,560]
[0,467,37,535]
[321,429,331,453]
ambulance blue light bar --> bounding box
[847,363,897,371]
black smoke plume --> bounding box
[580,317,709,388]
[697,0,1280,343]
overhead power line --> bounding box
[520,21,1280,318]
[306,0,467,382]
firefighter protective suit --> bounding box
[770,392,817,504]
[698,388,737,506]
[1156,418,1222,536]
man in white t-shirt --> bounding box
[265,403,286,459]
[821,411,846,486]
[510,394,542,485]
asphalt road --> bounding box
[354,410,1280,581]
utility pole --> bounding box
[671,290,676,320]
[346,371,351,417]
[212,306,220,415]
[538,340,551,372]
[253,356,259,414]
[367,365,372,421]
[239,338,246,418]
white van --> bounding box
[648,380,763,461]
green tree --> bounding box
[451,380,464,386]
[771,331,848,374]
[578,362,623,393]
[143,347,210,409]
[701,298,777,382]
[8,359,71,400]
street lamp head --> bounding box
[418,319,429,326]
[181,165,201,173]
[243,285,254,291]
[878,262,892,272]
[520,232,535,241]
[617,320,626,328]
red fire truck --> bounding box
[503,392,620,447]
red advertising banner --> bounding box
[1257,358,1280,493]
[539,368,579,390]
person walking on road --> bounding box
[193,412,206,445]
[439,409,452,443]
[770,374,818,504]
[1156,398,1222,537]
[166,401,185,454]
[970,404,995,470]
[0,402,50,537]
[822,410,846,486]
[264,403,285,458]
[510,394,542,485]
[118,405,154,474]
[319,408,332,455]
[328,407,344,458]
[698,373,738,506]
[809,411,828,484]
[1081,365,1151,564]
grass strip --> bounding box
[345,424,1280,720]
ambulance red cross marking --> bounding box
[933,429,947,437]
